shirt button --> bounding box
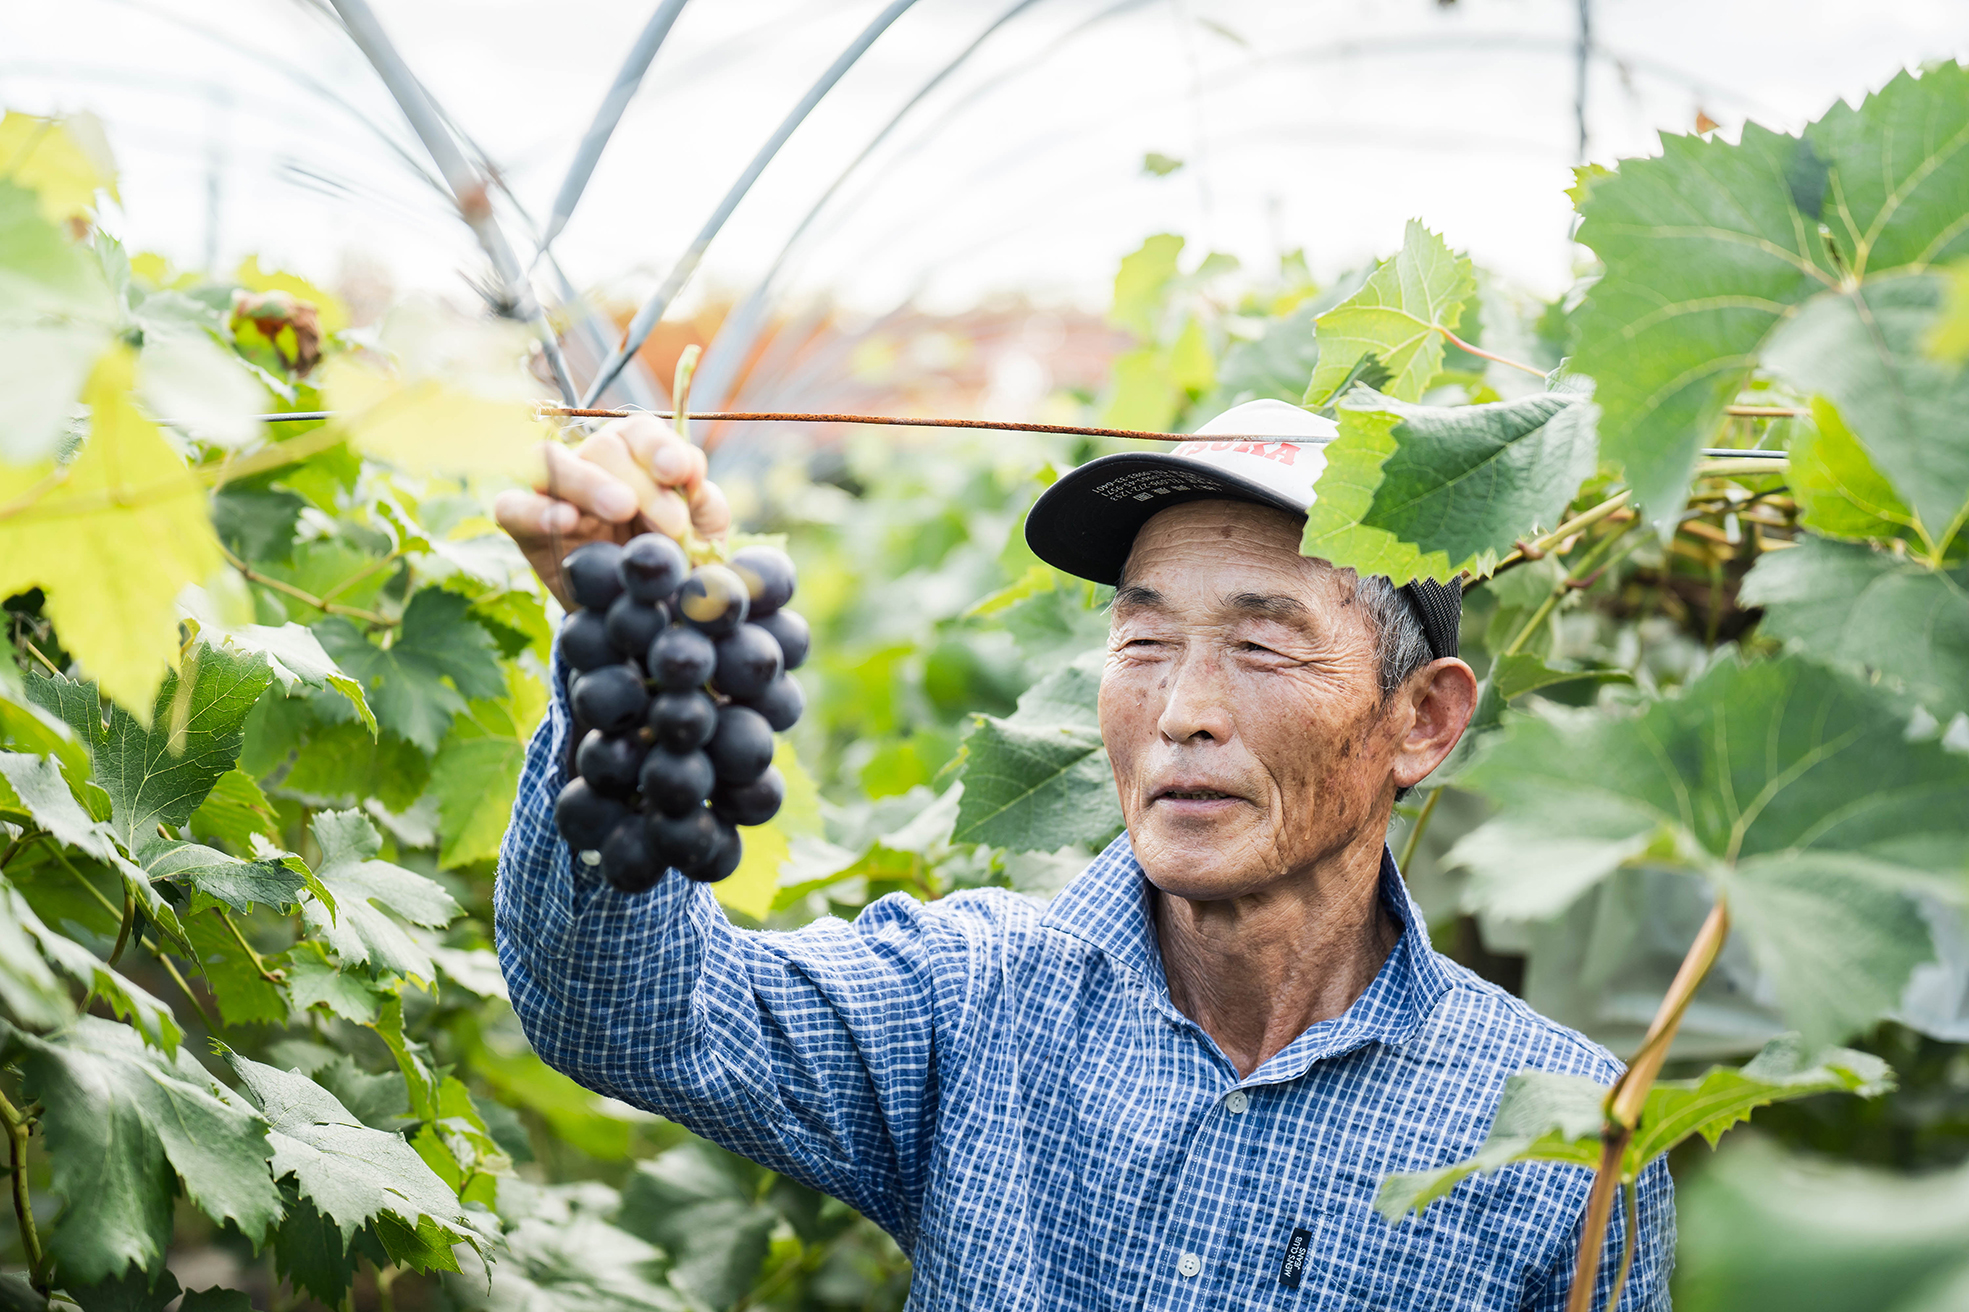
[1177,1252,1202,1278]
[1226,1090,1249,1113]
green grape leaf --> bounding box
[271,1192,369,1306]
[315,589,503,752]
[217,624,374,735]
[0,749,189,954]
[301,810,461,981]
[279,721,430,813]
[1305,220,1475,406]
[0,873,77,1031]
[1741,538,1969,721]
[1299,387,1599,584]
[952,651,1120,852]
[1674,1140,1969,1312]
[185,913,288,1028]
[0,180,117,463]
[952,720,1118,851]
[27,644,272,853]
[1787,398,1922,545]
[0,349,222,713]
[176,1289,251,1312]
[9,887,182,1052]
[431,667,546,869]
[66,1267,180,1312]
[619,1142,777,1311]
[281,942,388,1025]
[1570,125,1837,527]
[1723,853,1935,1049]
[187,768,280,852]
[1,1017,282,1283]
[1377,1035,1892,1221]
[1375,1068,1606,1219]
[1805,63,1969,276]
[0,665,89,782]
[222,1050,474,1246]
[1450,654,1969,1040]
[0,750,119,862]
[210,485,305,564]
[1763,274,1969,557]
[447,1183,683,1312]
[142,838,306,914]
[1109,233,1184,338]
[310,1054,411,1132]
[1432,653,1632,785]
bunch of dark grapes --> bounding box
[551,534,810,893]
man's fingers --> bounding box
[613,414,708,491]
[689,478,732,540]
[494,488,603,544]
[538,442,639,523]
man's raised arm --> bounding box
[490,417,987,1248]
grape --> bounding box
[708,705,775,783]
[754,609,809,671]
[729,546,797,617]
[620,532,690,604]
[575,729,645,798]
[563,541,625,611]
[747,673,805,733]
[600,815,663,893]
[714,765,784,827]
[676,565,749,638]
[647,689,718,752]
[647,805,719,870]
[712,623,783,700]
[639,747,715,815]
[683,815,744,883]
[570,664,649,733]
[605,595,667,659]
[647,624,717,690]
[559,609,615,673]
[554,778,628,852]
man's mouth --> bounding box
[1153,787,1240,802]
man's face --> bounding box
[1099,499,1418,901]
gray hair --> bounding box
[1356,574,1434,805]
[1356,574,1435,701]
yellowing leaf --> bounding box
[717,821,786,922]
[1168,316,1216,394]
[0,111,118,222]
[321,301,551,481]
[233,255,349,335]
[714,740,820,922]
[0,347,220,716]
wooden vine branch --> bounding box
[1564,899,1732,1312]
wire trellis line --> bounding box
[198,408,1794,459]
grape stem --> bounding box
[1435,328,1547,378]
[0,1088,48,1293]
[219,544,398,627]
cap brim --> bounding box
[1024,451,1307,586]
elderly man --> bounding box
[493,400,1673,1310]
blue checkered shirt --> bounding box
[496,685,1674,1309]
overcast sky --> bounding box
[7,0,1967,320]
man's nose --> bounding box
[1156,649,1235,745]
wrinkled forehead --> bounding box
[1117,499,1356,609]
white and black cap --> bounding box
[1024,398,1461,660]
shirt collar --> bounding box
[1041,832,1452,1076]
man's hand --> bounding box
[495,414,732,610]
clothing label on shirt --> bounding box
[1279,1227,1313,1290]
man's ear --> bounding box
[1392,658,1478,790]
